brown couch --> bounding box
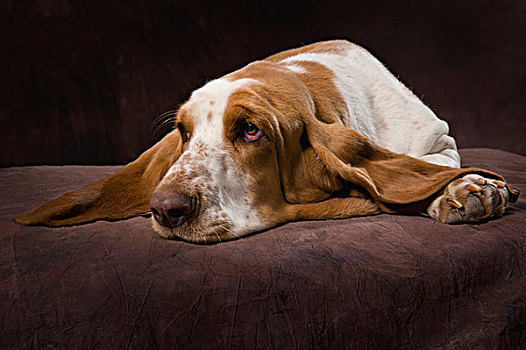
[2,148,525,348]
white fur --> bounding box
[161,78,267,238]
[283,64,307,74]
[280,49,460,168]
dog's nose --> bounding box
[149,191,197,228]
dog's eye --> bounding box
[242,121,264,142]
[178,123,190,143]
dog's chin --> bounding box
[150,217,238,244]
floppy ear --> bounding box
[276,122,346,204]
[304,121,512,214]
[15,130,182,227]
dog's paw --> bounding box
[426,174,520,224]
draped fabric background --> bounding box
[1,0,525,166]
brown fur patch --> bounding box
[222,56,357,224]
[264,40,362,63]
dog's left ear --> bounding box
[304,121,509,213]
[15,130,182,227]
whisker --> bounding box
[151,109,178,129]
[211,227,222,243]
[152,114,176,130]
[156,116,176,131]
[150,110,178,136]
[216,224,242,239]
[152,116,177,136]
[150,110,176,129]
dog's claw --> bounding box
[466,183,481,192]
[476,178,487,186]
[495,180,506,188]
[447,198,463,209]
[507,185,520,203]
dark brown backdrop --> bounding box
[1,0,525,166]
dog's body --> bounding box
[16,40,519,243]
[265,41,460,168]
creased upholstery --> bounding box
[1,149,525,349]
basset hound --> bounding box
[16,40,520,243]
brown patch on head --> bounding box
[176,108,195,130]
[220,57,354,225]
[264,39,362,63]
[225,58,348,124]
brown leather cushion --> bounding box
[1,148,525,348]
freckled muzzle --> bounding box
[149,142,243,242]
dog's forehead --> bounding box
[186,78,257,135]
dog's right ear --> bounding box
[303,121,514,213]
[15,130,183,227]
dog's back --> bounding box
[265,40,460,167]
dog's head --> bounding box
[147,61,364,242]
[16,60,507,243]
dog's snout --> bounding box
[149,191,197,228]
